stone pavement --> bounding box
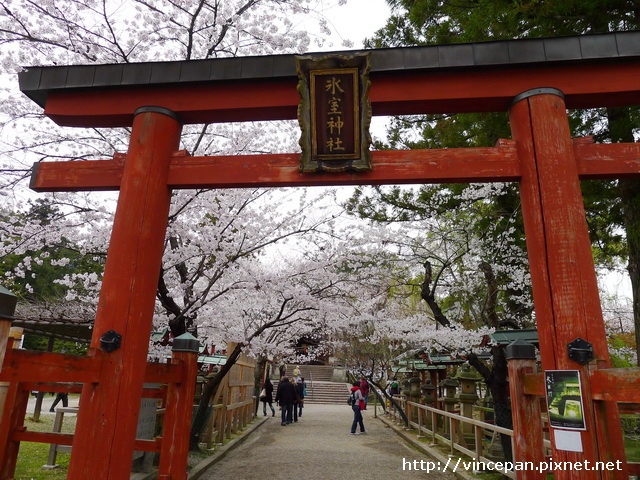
[197,404,456,480]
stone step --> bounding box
[273,380,350,405]
[281,365,336,382]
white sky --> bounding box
[319,0,392,50]
[313,0,393,143]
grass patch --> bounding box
[14,414,77,480]
[624,435,640,462]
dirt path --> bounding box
[199,404,456,479]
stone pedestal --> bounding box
[438,376,459,435]
[455,365,481,444]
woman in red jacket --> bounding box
[350,381,366,435]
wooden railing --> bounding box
[385,396,554,479]
[0,341,199,480]
[202,397,256,448]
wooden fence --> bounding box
[201,398,256,448]
[201,344,256,448]
[385,396,545,479]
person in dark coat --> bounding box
[291,378,300,423]
[296,377,306,416]
[275,376,296,425]
[261,377,275,417]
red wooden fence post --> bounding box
[68,107,182,479]
[158,333,199,480]
[0,333,27,480]
[506,339,545,480]
[510,89,627,479]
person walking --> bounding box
[291,377,300,423]
[292,365,301,383]
[50,392,68,412]
[275,376,296,426]
[279,362,287,379]
[260,377,276,417]
[296,377,306,417]
[349,381,366,435]
[389,377,400,396]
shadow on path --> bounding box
[198,404,456,479]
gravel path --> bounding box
[199,404,456,480]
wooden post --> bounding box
[158,333,199,480]
[0,328,22,422]
[0,384,29,480]
[68,107,182,479]
[506,339,545,479]
[510,89,627,479]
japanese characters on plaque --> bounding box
[296,53,372,173]
[312,69,358,160]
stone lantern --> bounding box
[455,364,481,435]
[438,376,459,434]
[408,371,422,422]
[421,379,437,405]
[409,371,421,396]
[420,379,437,430]
[402,377,411,395]
[439,376,459,406]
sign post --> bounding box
[296,53,372,173]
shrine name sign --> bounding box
[297,53,372,173]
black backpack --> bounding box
[347,390,355,406]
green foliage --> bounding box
[0,200,104,302]
[21,335,88,355]
[361,0,640,357]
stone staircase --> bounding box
[274,365,349,405]
[306,381,350,405]
[284,364,334,382]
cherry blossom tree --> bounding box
[0,0,365,447]
[342,181,535,460]
[0,0,356,328]
[187,240,367,447]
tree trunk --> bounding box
[468,346,513,461]
[189,342,244,451]
[368,378,409,425]
[253,356,267,416]
[421,261,451,327]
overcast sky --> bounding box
[320,0,391,50]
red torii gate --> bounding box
[3,31,640,479]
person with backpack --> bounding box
[389,377,400,396]
[349,381,366,435]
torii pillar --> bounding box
[68,107,182,478]
[511,88,627,479]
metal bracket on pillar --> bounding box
[510,87,564,107]
[134,106,183,124]
[567,337,594,365]
[100,330,122,353]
